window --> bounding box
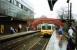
[16,1,19,6]
[8,0,10,2]
[21,4,23,9]
[47,26,51,30]
[8,0,13,3]
[42,26,46,30]
[19,4,21,8]
[8,0,12,3]
[23,7,28,11]
[13,0,16,5]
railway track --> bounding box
[11,34,41,50]
[11,36,49,50]
[0,33,38,50]
[0,33,50,50]
[28,37,49,50]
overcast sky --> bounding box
[23,0,77,20]
[54,0,77,20]
[23,0,53,18]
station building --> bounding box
[0,0,34,34]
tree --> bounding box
[57,7,68,20]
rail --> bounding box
[0,30,40,42]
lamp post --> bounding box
[67,0,72,27]
[69,3,72,26]
[67,0,69,19]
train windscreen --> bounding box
[47,26,51,30]
[42,25,51,30]
[42,26,46,30]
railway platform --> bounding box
[0,31,41,50]
[46,31,68,50]
[0,31,40,42]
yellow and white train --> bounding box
[37,24,55,37]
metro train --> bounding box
[37,24,55,37]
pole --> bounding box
[67,0,70,27]
[67,0,72,27]
[69,3,72,26]
[68,2,69,19]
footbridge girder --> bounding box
[31,18,64,28]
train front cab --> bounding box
[40,24,54,37]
